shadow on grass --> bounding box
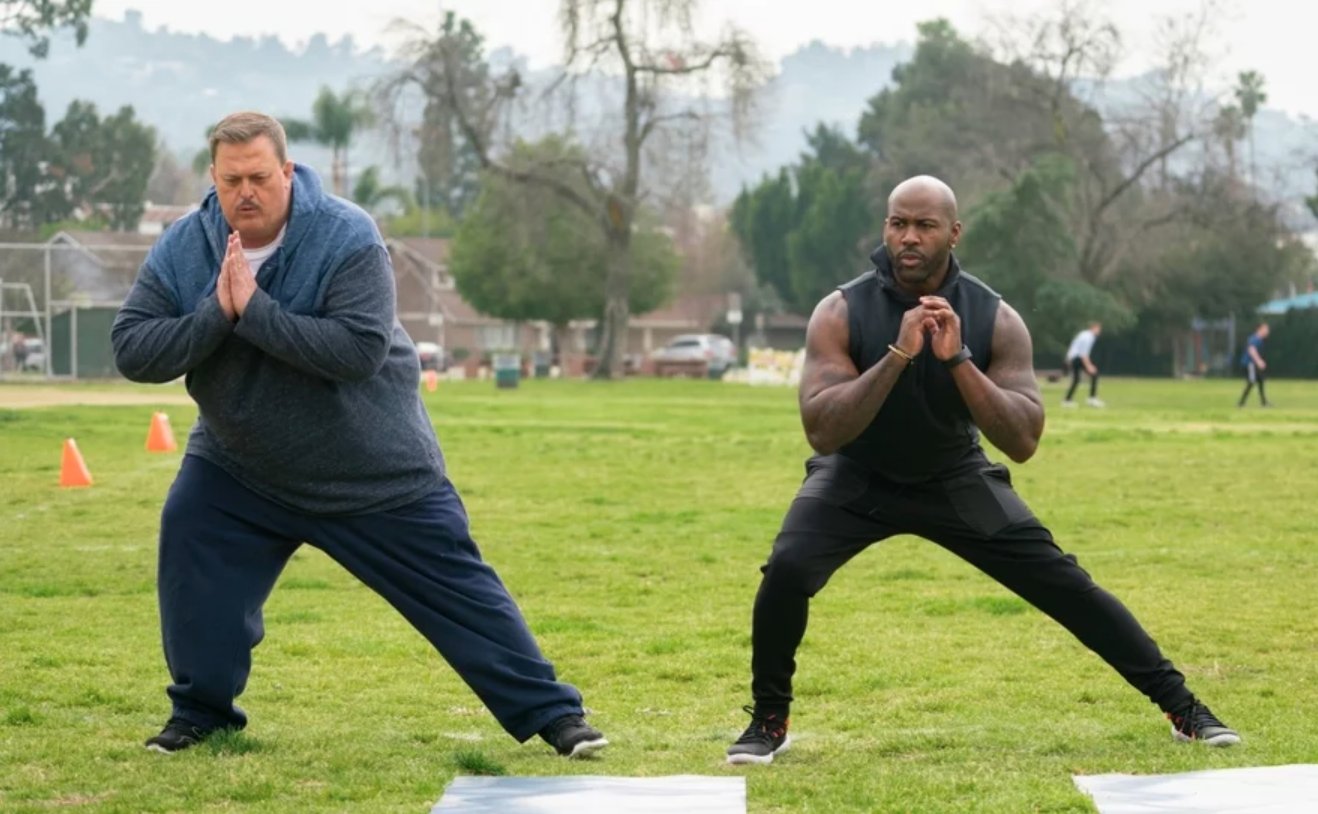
[452,748,506,776]
[4,706,40,726]
[204,728,268,756]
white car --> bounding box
[415,341,445,371]
[20,338,45,373]
[651,334,737,376]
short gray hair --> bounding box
[209,111,289,163]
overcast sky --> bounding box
[95,0,1316,119]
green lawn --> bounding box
[1,376,1316,812]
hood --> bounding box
[197,163,325,262]
[868,244,964,305]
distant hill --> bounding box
[2,11,1314,221]
[0,14,912,202]
[0,10,394,191]
[708,39,911,197]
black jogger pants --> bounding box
[749,454,1194,715]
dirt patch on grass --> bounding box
[0,385,192,409]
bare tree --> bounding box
[984,0,1223,285]
[984,0,1120,145]
[377,1,767,378]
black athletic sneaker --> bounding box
[539,714,608,758]
[726,705,791,765]
[145,719,211,754]
[1168,701,1241,747]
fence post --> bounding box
[43,244,52,377]
[70,304,79,380]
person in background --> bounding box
[12,332,28,370]
[1237,322,1271,407]
[1062,321,1103,408]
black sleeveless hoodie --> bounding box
[834,245,1001,483]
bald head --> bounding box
[888,175,958,221]
[882,175,963,293]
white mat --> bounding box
[1074,764,1318,813]
[431,775,746,813]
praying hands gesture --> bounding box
[916,295,963,362]
[216,232,258,321]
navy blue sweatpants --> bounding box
[156,455,582,741]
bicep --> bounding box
[986,303,1042,404]
[799,292,859,403]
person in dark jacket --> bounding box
[1238,322,1270,407]
[112,111,606,758]
[725,175,1238,765]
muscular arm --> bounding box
[799,292,911,455]
[947,302,1045,462]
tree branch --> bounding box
[611,0,635,73]
[632,46,729,76]
[436,58,608,231]
[1089,205,1183,281]
[1096,131,1196,213]
[638,110,702,145]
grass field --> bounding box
[2,376,1316,813]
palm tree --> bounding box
[1233,70,1267,185]
[1211,104,1246,182]
[1307,169,1318,220]
[285,87,374,197]
[352,165,413,215]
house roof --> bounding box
[389,236,450,266]
[45,230,156,300]
[140,204,197,226]
[632,292,726,329]
[386,238,451,286]
[433,286,501,324]
[385,236,510,326]
[48,229,158,250]
[1258,291,1318,314]
[47,230,157,273]
[764,312,809,328]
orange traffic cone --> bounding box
[146,412,178,452]
[60,438,93,487]
[423,369,439,392]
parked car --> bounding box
[415,341,446,372]
[650,333,737,377]
[20,337,45,372]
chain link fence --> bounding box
[0,234,152,379]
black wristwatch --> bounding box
[944,346,973,369]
